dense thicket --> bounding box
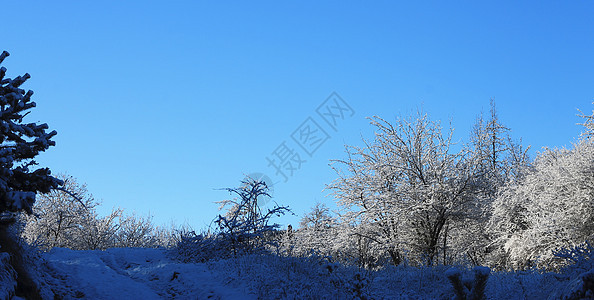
[490,136,594,270]
[22,174,176,250]
[282,102,590,272]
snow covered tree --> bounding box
[0,51,62,222]
[0,50,62,299]
[490,140,594,270]
[579,104,594,138]
[458,100,530,266]
[76,207,123,250]
[299,202,336,231]
[289,203,338,257]
[21,174,98,250]
[23,174,168,250]
[487,105,594,270]
[470,100,530,194]
[215,177,291,256]
[115,212,160,248]
[330,111,482,266]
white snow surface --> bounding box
[26,247,576,299]
[43,247,254,299]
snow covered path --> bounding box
[43,248,254,299]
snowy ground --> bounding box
[14,247,581,299]
[41,248,254,299]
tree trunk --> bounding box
[0,224,42,300]
[388,248,402,266]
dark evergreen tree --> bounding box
[0,50,62,299]
[0,51,62,221]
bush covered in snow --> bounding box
[176,177,291,262]
[21,174,177,250]
[201,252,571,299]
[0,252,16,299]
[489,139,594,270]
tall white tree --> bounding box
[21,175,97,250]
[288,203,338,258]
[330,111,481,266]
[489,107,594,269]
[470,100,530,193]
[491,140,594,269]
[462,100,530,266]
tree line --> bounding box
[175,99,594,273]
[285,100,594,271]
[20,174,177,250]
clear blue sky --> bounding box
[3,1,593,229]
